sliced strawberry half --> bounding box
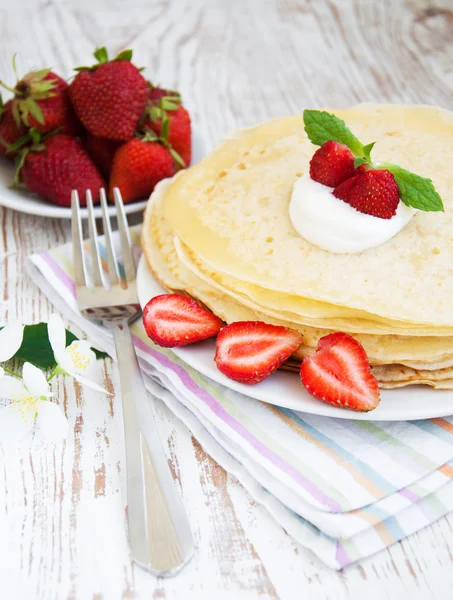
[215,321,303,385]
[143,293,222,347]
[300,332,380,412]
[309,140,356,187]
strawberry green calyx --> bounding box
[0,68,58,128]
[74,47,134,72]
[139,124,185,169]
[303,109,444,213]
[13,128,58,185]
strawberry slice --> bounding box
[215,321,303,385]
[309,140,355,187]
[143,293,222,347]
[300,332,380,411]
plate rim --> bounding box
[136,255,453,421]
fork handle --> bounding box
[112,321,194,576]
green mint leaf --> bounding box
[2,323,109,369]
[384,164,444,212]
[354,157,367,168]
[362,142,375,162]
[94,47,109,64]
[115,49,133,62]
[303,110,365,157]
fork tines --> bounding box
[71,188,137,290]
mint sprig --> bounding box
[303,109,444,213]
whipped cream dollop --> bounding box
[289,174,416,253]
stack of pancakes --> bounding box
[141,104,453,389]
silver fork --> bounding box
[71,187,194,576]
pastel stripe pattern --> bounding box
[27,226,453,570]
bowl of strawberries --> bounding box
[0,47,201,218]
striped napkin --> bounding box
[27,226,453,570]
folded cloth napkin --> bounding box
[27,226,453,570]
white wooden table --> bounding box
[1,1,453,598]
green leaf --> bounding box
[354,157,367,168]
[160,116,170,141]
[169,147,186,168]
[115,49,133,62]
[94,47,109,64]
[362,142,375,162]
[149,105,163,122]
[383,165,444,212]
[161,98,180,111]
[141,128,159,142]
[12,53,18,78]
[2,323,109,369]
[6,132,31,153]
[303,109,365,157]
[29,127,41,144]
[32,68,51,82]
[24,98,45,125]
[11,101,21,128]
[14,148,29,184]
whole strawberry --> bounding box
[109,134,175,203]
[309,140,355,187]
[83,132,122,178]
[2,67,80,135]
[0,97,28,160]
[142,85,191,167]
[69,47,148,141]
[333,168,400,219]
[18,133,105,207]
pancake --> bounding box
[161,104,453,328]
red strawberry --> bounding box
[0,99,28,160]
[143,293,222,347]
[83,132,122,178]
[109,136,175,203]
[300,332,380,412]
[309,141,355,187]
[5,69,80,136]
[215,321,303,385]
[333,168,399,219]
[69,47,148,141]
[18,133,105,207]
[142,86,191,167]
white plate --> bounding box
[0,132,205,219]
[137,257,453,421]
